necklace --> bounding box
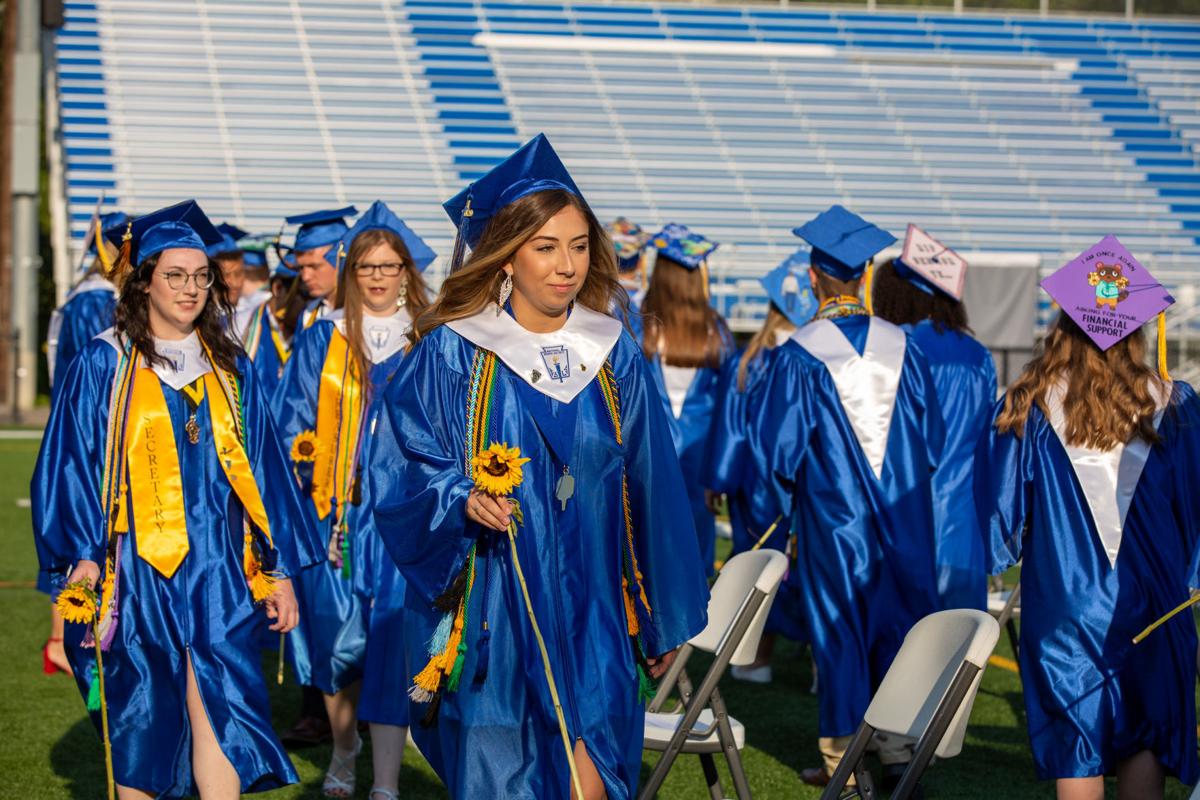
[181,379,205,445]
[815,294,869,321]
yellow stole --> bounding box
[121,343,272,578]
[311,329,365,522]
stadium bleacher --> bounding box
[52,0,1200,338]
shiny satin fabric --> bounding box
[904,320,996,611]
[646,348,730,578]
[31,340,323,798]
[50,286,116,403]
[974,382,1200,783]
[705,348,807,642]
[244,301,289,401]
[371,325,709,800]
[745,314,943,737]
[271,320,371,693]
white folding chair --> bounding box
[821,610,1000,800]
[639,549,788,800]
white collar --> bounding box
[329,307,412,364]
[96,328,212,391]
[447,304,623,403]
[791,318,906,480]
[660,363,696,418]
[1045,379,1170,568]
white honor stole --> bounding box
[330,307,412,364]
[791,317,906,480]
[1045,380,1170,568]
[446,304,623,403]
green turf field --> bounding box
[1,436,1194,799]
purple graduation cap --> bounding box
[1040,235,1174,351]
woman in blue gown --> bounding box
[272,200,435,799]
[31,200,322,799]
[371,134,709,799]
[242,254,306,401]
[872,252,996,610]
[707,256,816,683]
[975,310,1200,797]
[639,224,733,578]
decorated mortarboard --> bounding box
[105,200,222,268]
[650,223,718,270]
[443,133,583,269]
[286,205,357,253]
[761,250,819,328]
[85,211,130,257]
[892,224,968,300]
[325,200,437,273]
[1041,235,1174,352]
[793,205,895,281]
[607,217,652,272]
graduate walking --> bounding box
[371,134,709,800]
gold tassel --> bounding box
[862,259,875,315]
[622,577,639,637]
[107,221,134,289]
[1157,312,1171,382]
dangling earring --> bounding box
[496,273,513,315]
[397,274,409,308]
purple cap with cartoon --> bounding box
[1040,235,1174,351]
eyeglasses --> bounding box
[353,262,405,277]
[160,269,215,291]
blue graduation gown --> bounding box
[905,320,996,611]
[371,322,709,800]
[746,315,943,737]
[243,301,288,401]
[49,279,116,403]
[705,346,806,642]
[271,319,371,694]
[31,337,322,798]
[648,347,731,578]
[974,382,1200,783]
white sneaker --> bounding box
[730,664,773,684]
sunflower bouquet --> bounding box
[471,443,529,525]
[56,580,98,625]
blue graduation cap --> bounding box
[106,200,222,266]
[85,211,130,257]
[325,200,437,273]
[207,222,249,259]
[273,248,298,280]
[443,133,583,267]
[650,223,718,270]
[761,250,818,328]
[793,205,895,281]
[286,206,357,253]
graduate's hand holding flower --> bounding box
[645,647,679,679]
[265,577,299,633]
[467,488,513,532]
[67,559,101,589]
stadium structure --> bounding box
[9,0,1200,408]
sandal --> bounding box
[322,737,362,798]
[42,637,71,676]
[369,789,400,800]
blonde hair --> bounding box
[410,189,624,343]
[996,313,1163,449]
[737,304,795,391]
[336,228,431,382]
[640,256,730,369]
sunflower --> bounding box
[290,430,320,463]
[471,443,531,497]
[56,581,99,625]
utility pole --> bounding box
[8,0,46,418]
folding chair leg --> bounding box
[699,753,723,800]
[891,662,981,800]
[820,723,875,800]
[709,687,752,800]
[996,584,1021,663]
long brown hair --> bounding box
[113,253,242,374]
[996,313,1163,449]
[871,258,971,334]
[640,255,730,369]
[737,304,795,391]
[336,228,431,380]
[410,189,623,343]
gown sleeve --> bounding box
[703,351,749,495]
[31,342,115,576]
[614,336,710,658]
[973,397,1035,574]
[906,339,946,473]
[239,354,324,578]
[743,346,812,532]
[370,331,476,607]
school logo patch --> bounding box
[540,345,570,383]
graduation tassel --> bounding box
[1157,311,1171,382]
[449,197,473,273]
[862,258,875,315]
[749,515,784,553]
[1132,590,1200,645]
